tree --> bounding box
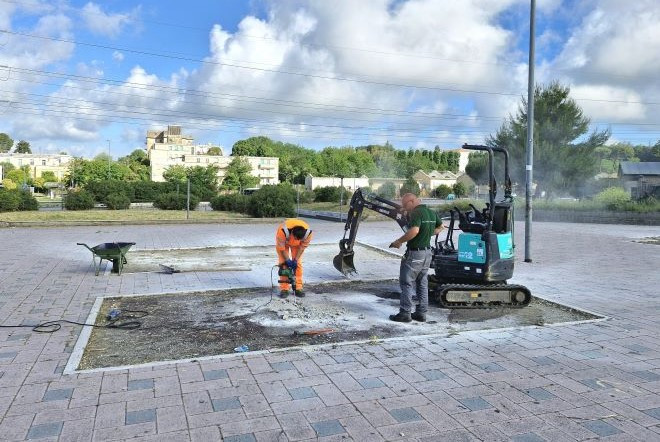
[377,181,397,199]
[2,178,16,190]
[207,146,223,156]
[435,184,453,199]
[6,168,30,186]
[41,171,58,182]
[65,157,133,187]
[400,177,420,196]
[162,165,187,183]
[15,140,31,154]
[232,136,274,156]
[221,157,258,191]
[452,182,467,198]
[1,161,15,179]
[465,152,489,184]
[487,82,609,197]
[0,133,13,153]
[118,149,150,181]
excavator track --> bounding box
[436,283,532,309]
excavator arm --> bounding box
[333,188,409,275]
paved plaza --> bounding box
[0,220,659,441]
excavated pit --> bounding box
[77,280,601,370]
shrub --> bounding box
[85,180,135,204]
[400,178,420,196]
[2,178,17,190]
[452,182,467,198]
[297,189,315,204]
[210,194,250,212]
[106,193,131,210]
[594,187,630,210]
[313,186,343,202]
[17,190,38,211]
[153,192,200,210]
[64,190,95,210]
[377,182,397,199]
[131,181,174,202]
[248,184,295,218]
[435,184,453,199]
[0,189,22,212]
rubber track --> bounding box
[436,283,532,309]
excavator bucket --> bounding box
[333,251,357,276]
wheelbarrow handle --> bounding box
[76,243,94,252]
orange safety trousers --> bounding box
[276,219,312,291]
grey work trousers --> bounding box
[399,248,432,313]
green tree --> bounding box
[6,168,30,186]
[0,133,13,153]
[221,157,259,191]
[1,161,15,179]
[452,182,467,198]
[232,136,275,156]
[118,149,150,181]
[65,157,133,187]
[162,165,187,183]
[41,171,58,182]
[377,181,397,199]
[400,177,420,196]
[435,184,453,199]
[465,152,489,184]
[2,178,16,190]
[207,146,223,156]
[487,82,609,197]
[15,140,31,154]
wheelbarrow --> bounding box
[77,242,136,276]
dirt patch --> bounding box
[123,243,395,273]
[77,281,601,370]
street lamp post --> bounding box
[106,140,111,180]
[524,0,536,263]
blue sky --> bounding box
[1,0,658,157]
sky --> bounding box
[0,0,659,158]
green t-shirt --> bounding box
[407,204,441,249]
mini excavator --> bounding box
[333,144,531,309]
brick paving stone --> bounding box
[224,434,257,442]
[389,407,423,423]
[128,379,155,391]
[458,396,492,412]
[27,421,63,440]
[203,368,229,381]
[42,387,73,402]
[479,362,506,373]
[270,362,295,372]
[525,387,556,401]
[581,419,623,437]
[288,386,317,400]
[126,408,157,425]
[644,407,660,420]
[212,396,242,412]
[358,377,386,389]
[310,419,346,437]
[510,432,546,442]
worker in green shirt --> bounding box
[389,193,444,322]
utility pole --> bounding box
[524,0,536,263]
[186,178,191,220]
[106,140,111,180]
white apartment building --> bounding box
[146,126,279,185]
[0,153,73,181]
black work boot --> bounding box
[389,310,412,323]
[279,290,290,299]
[295,290,305,298]
[411,311,427,322]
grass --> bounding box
[0,209,249,223]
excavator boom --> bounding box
[333,188,408,275]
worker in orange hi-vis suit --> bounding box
[275,218,313,298]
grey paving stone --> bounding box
[271,362,295,372]
[458,397,492,411]
[125,408,156,425]
[511,432,545,442]
[43,388,73,402]
[531,356,557,366]
[358,377,385,389]
[224,434,257,442]
[643,407,660,420]
[27,421,63,440]
[622,344,650,353]
[333,354,356,363]
[203,369,229,380]
[6,333,29,341]
[289,386,317,400]
[525,387,556,401]
[420,369,447,381]
[212,396,242,412]
[128,379,154,391]
[0,351,18,359]
[632,371,660,382]
[479,362,505,373]
[390,407,423,423]
[581,419,623,437]
[311,419,346,437]
[578,378,609,390]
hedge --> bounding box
[64,190,95,210]
[210,194,250,212]
[0,189,22,212]
[153,192,200,210]
[106,193,131,210]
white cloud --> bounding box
[80,2,140,38]
[112,51,125,62]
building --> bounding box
[146,126,279,185]
[305,175,369,191]
[451,148,471,173]
[0,152,73,181]
[413,170,459,192]
[618,162,660,199]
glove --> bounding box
[285,259,297,270]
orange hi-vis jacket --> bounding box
[276,219,313,290]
